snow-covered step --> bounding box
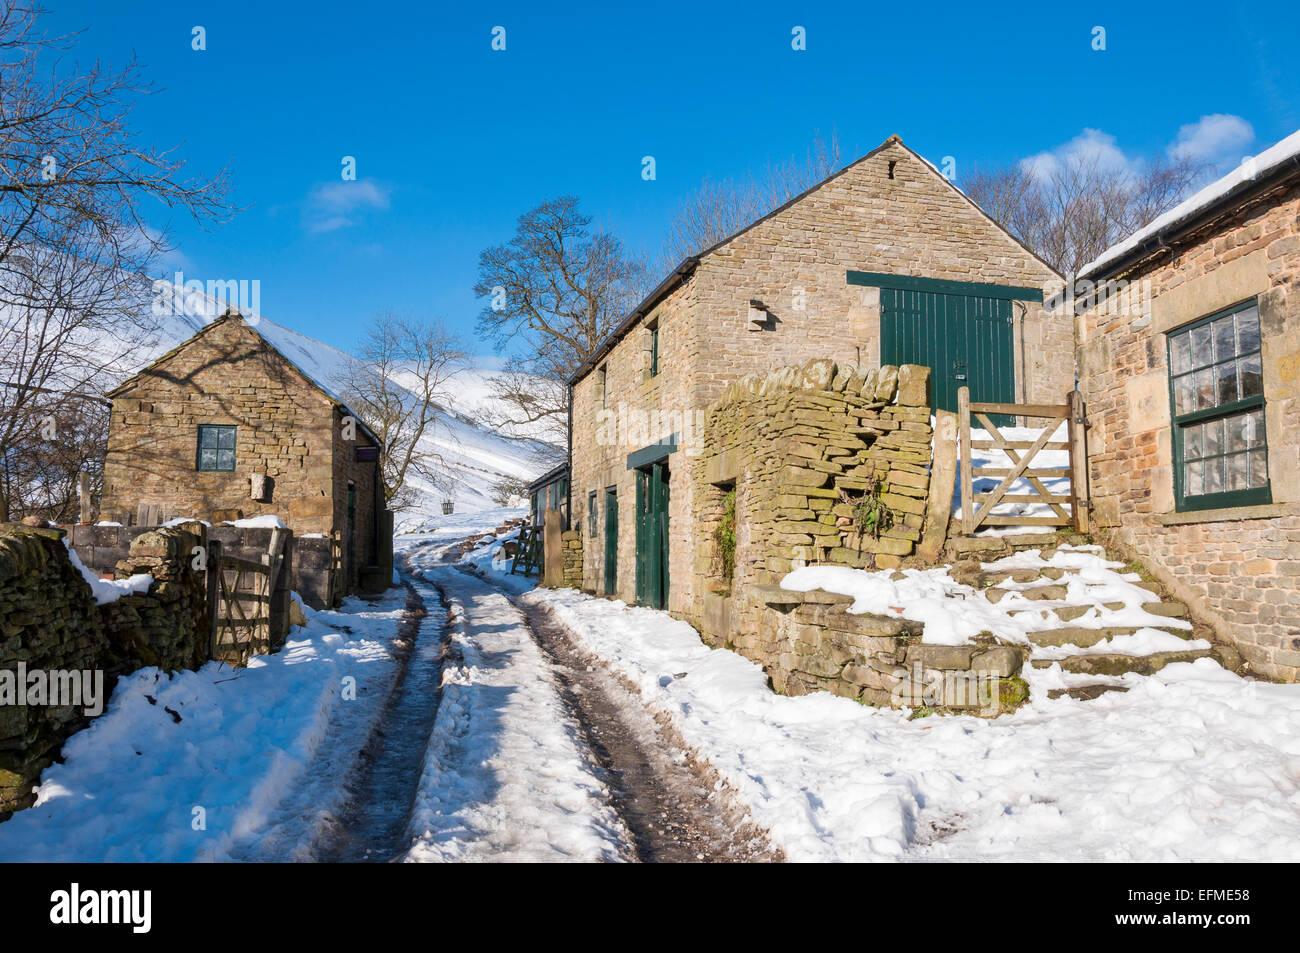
[1054,602,1126,622]
[1046,683,1131,701]
[1030,648,1213,676]
[1027,625,1187,648]
[986,584,1069,603]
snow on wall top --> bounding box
[1079,128,1300,279]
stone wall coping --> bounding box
[751,584,855,607]
[0,524,67,540]
[1154,502,1300,526]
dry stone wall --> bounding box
[678,357,1025,711]
[0,527,110,814]
[0,524,212,817]
[746,586,1026,711]
[692,358,934,601]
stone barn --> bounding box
[100,312,391,597]
[566,134,1070,633]
[1076,128,1300,681]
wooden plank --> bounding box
[971,440,1069,451]
[958,387,973,536]
[918,410,957,562]
[969,402,1070,418]
[973,494,1074,504]
[1069,390,1090,533]
[977,516,1072,526]
[217,556,271,575]
[973,467,1071,478]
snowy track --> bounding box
[402,560,629,861]
[518,593,781,862]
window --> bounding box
[196,425,237,472]
[648,321,659,377]
[588,491,598,536]
[598,363,608,409]
[1168,300,1269,511]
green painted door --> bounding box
[634,463,669,609]
[603,487,618,596]
[879,288,1015,425]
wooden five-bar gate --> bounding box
[957,386,1089,535]
[207,528,288,665]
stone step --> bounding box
[1027,623,1194,648]
[1028,626,1151,648]
[1054,602,1126,622]
[986,584,1070,603]
[1138,600,1188,618]
[1031,648,1212,676]
[1047,683,1131,701]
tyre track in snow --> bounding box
[313,578,448,862]
[495,575,782,863]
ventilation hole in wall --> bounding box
[887,160,896,180]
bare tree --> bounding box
[0,3,232,271]
[343,312,467,513]
[473,196,643,445]
[964,151,1205,276]
[0,240,151,521]
[659,132,841,271]
[0,2,233,521]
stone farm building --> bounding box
[100,313,389,597]
[1076,128,1300,681]
[566,135,1070,634]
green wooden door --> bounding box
[879,288,1015,425]
[603,487,618,596]
[634,463,669,609]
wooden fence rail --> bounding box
[958,387,1089,536]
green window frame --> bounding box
[649,321,659,377]
[588,490,598,536]
[196,424,237,472]
[1167,299,1270,512]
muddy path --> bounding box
[314,578,448,862]
[508,584,781,863]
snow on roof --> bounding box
[1079,128,1300,279]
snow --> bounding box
[225,515,287,529]
[400,550,628,861]
[62,539,153,605]
[528,587,1300,862]
[1079,128,1300,278]
[781,545,1188,648]
[0,590,409,861]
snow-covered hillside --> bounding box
[111,289,558,530]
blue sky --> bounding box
[46,1,1300,356]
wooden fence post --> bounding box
[205,540,222,660]
[78,472,91,524]
[919,410,958,562]
[1068,389,1090,533]
[958,386,973,536]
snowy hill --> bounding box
[112,289,558,531]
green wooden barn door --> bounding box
[633,463,670,610]
[603,486,618,596]
[879,288,1015,426]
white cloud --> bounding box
[1168,114,1255,164]
[1019,115,1257,185]
[1020,128,1131,182]
[302,180,391,234]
